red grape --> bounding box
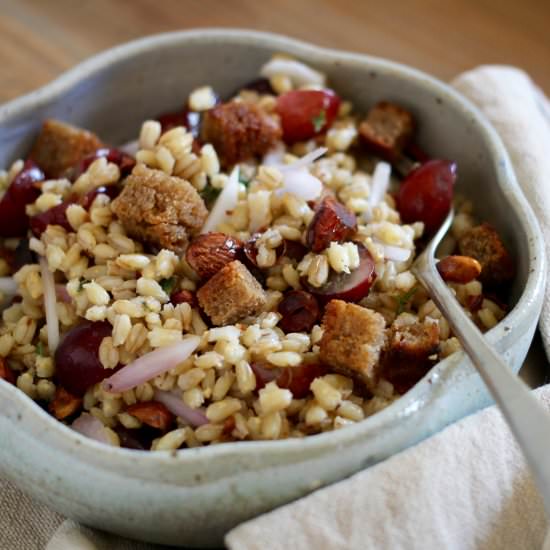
[276,89,341,144]
[170,289,196,307]
[277,363,327,399]
[70,148,135,180]
[278,290,320,333]
[304,243,376,303]
[55,321,114,396]
[156,108,203,138]
[397,160,457,234]
[30,185,119,237]
[0,160,44,237]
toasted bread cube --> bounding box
[387,313,440,362]
[458,223,515,287]
[319,300,386,391]
[359,102,414,161]
[197,260,267,325]
[201,101,282,168]
[381,313,440,394]
[111,164,207,254]
[29,119,103,177]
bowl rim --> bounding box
[0,28,545,469]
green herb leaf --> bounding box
[78,278,91,292]
[395,286,418,315]
[238,174,251,188]
[200,185,221,208]
[160,277,176,295]
[312,109,327,133]
[36,342,44,356]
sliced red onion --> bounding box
[382,244,411,262]
[278,147,327,172]
[119,139,139,156]
[103,335,201,393]
[72,413,112,444]
[369,162,392,206]
[277,169,323,201]
[0,277,17,297]
[201,166,239,234]
[39,257,59,352]
[153,389,208,427]
[262,144,286,166]
[55,283,72,303]
[260,58,326,88]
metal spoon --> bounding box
[412,208,550,520]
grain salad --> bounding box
[0,56,515,451]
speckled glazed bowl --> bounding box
[0,29,545,548]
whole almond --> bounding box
[49,387,82,420]
[126,401,174,431]
[437,255,482,284]
[186,232,243,279]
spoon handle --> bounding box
[415,261,550,515]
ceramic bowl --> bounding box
[0,29,545,548]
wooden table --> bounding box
[1,0,549,103]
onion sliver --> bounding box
[369,162,392,206]
[0,277,17,297]
[260,58,326,88]
[103,335,201,393]
[154,390,209,427]
[279,147,327,172]
[262,144,286,166]
[39,257,59,353]
[72,413,112,444]
[55,284,71,303]
[119,139,139,156]
[278,169,323,201]
[383,244,411,263]
[201,166,239,234]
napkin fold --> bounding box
[226,385,549,550]
[1,65,549,550]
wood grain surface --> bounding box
[1,0,549,103]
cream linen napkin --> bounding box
[0,65,549,550]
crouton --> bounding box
[197,260,267,325]
[458,223,515,287]
[29,119,103,178]
[201,101,282,167]
[111,164,208,254]
[359,102,414,161]
[319,300,386,391]
[381,313,440,394]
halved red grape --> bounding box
[397,159,457,234]
[278,239,307,262]
[278,290,320,333]
[276,89,341,144]
[250,362,280,391]
[30,185,119,237]
[55,321,114,396]
[70,148,135,180]
[30,201,73,236]
[156,108,203,138]
[277,363,327,399]
[170,289,196,307]
[304,243,376,303]
[240,78,275,95]
[0,160,44,237]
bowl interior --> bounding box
[0,33,529,308]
